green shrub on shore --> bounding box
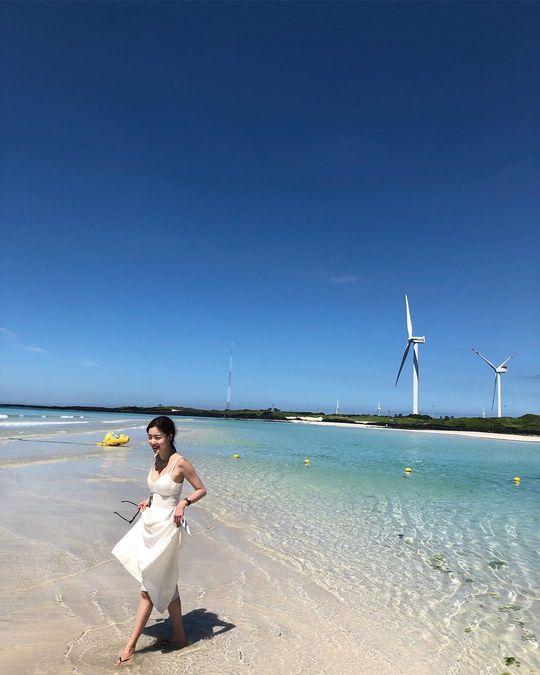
[323,413,540,435]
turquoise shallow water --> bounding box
[2,408,539,672]
[175,417,540,672]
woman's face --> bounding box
[147,426,172,455]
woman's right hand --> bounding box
[137,498,150,511]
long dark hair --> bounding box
[147,416,177,454]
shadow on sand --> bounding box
[138,608,236,654]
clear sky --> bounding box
[1,1,539,416]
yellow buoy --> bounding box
[232,453,240,459]
[404,467,412,474]
[513,476,521,483]
[304,458,311,465]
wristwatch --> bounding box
[183,497,192,506]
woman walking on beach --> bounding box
[112,416,207,666]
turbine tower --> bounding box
[395,295,426,415]
[225,342,233,412]
[472,348,515,418]
[377,402,382,416]
[335,400,340,415]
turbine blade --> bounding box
[472,348,496,371]
[491,375,497,410]
[405,295,413,339]
[395,342,411,386]
[499,352,516,368]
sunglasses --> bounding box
[113,500,141,524]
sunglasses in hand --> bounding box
[113,500,141,524]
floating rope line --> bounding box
[8,437,119,446]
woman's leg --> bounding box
[118,591,153,663]
[167,593,188,647]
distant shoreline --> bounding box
[1,402,539,439]
[288,419,540,443]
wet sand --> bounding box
[1,430,447,674]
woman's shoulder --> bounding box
[174,454,191,468]
[172,454,194,474]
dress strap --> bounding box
[167,459,178,474]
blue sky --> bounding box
[1,2,539,416]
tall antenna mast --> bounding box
[225,342,233,413]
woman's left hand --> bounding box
[173,504,185,527]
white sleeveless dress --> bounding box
[112,457,184,613]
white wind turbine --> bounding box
[395,295,426,415]
[472,348,516,418]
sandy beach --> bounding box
[0,429,442,675]
[288,419,540,443]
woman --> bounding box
[112,416,207,666]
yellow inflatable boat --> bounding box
[97,432,130,447]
